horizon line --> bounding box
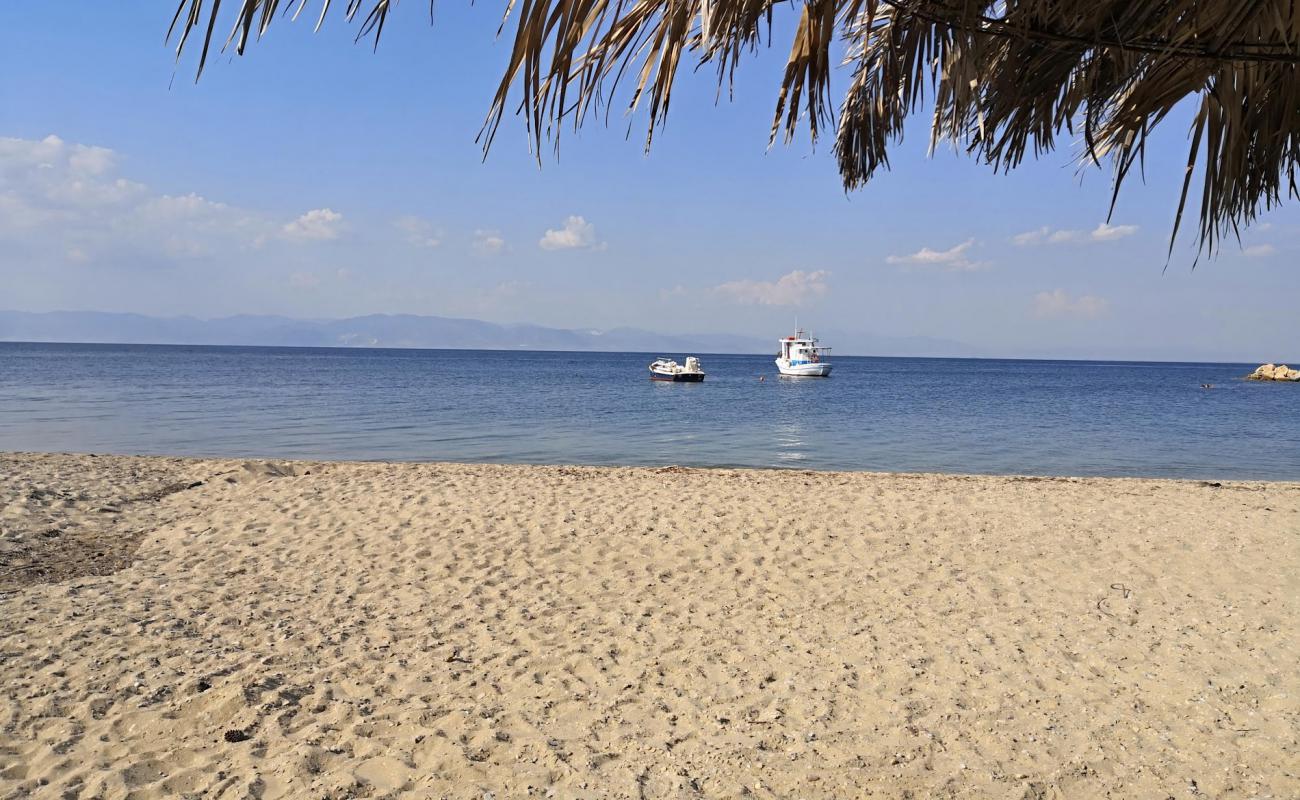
[0,339,1273,367]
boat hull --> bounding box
[650,371,705,382]
[775,361,832,377]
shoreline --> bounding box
[3,452,1298,797]
[6,449,1300,486]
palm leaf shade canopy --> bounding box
[169,1,1300,257]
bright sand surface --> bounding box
[1,453,1297,799]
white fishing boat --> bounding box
[649,356,705,382]
[775,329,832,377]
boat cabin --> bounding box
[779,335,828,366]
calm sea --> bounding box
[1,342,1296,480]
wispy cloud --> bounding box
[1032,289,1110,319]
[713,269,830,306]
[886,239,986,271]
[1013,222,1138,246]
[473,229,506,257]
[393,215,441,248]
[1242,243,1276,258]
[282,208,343,241]
[539,215,604,251]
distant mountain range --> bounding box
[0,310,984,357]
[0,310,777,354]
[1,310,1279,363]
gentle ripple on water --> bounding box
[0,342,1296,480]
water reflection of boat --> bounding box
[649,356,705,382]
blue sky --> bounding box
[1,2,1296,360]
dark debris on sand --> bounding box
[0,454,211,592]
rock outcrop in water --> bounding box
[1247,363,1300,381]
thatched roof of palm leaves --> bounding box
[169,1,1300,256]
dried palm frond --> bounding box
[168,0,1300,257]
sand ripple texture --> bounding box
[1,453,1298,799]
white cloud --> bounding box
[539,215,603,251]
[1090,222,1138,241]
[67,145,116,176]
[886,239,986,271]
[473,229,506,256]
[282,208,343,241]
[0,134,115,177]
[713,269,830,306]
[0,134,268,262]
[1242,243,1276,258]
[0,136,147,223]
[1013,222,1138,246]
[394,215,441,248]
[289,271,321,289]
[1032,289,1110,319]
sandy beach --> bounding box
[1,452,1297,798]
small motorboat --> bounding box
[775,329,832,377]
[649,356,705,382]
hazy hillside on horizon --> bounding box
[1,310,1275,362]
[0,310,779,354]
[0,310,985,358]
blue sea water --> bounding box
[0,342,1296,480]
